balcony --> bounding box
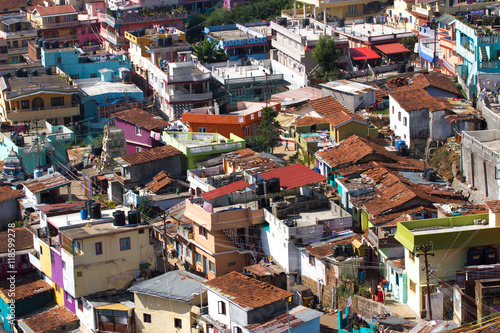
[6,104,80,123]
[478,36,499,45]
[103,13,187,28]
[0,29,37,39]
[412,5,429,17]
[29,252,41,271]
[34,20,79,29]
[479,61,500,70]
[114,169,131,185]
[166,91,212,104]
[164,72,212,84]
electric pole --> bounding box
[416,242,435,320]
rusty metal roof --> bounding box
[23,172,70,194]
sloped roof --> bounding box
[292,116,328,126]
[387,72,461,96]
[114,108,170,131]
[32,4,76,16]
[307,96,367,127]
[201,180,250,201]
[375,43,410,55]
[0,186,23,204]
[349,47,381,60]
[146,171,180,193]
[486,200,500,213]
[246,305,322,332]
[23,172,70,194]
[0,0,43,12]
[0,275,52,301]
[0,227,33,254]
[259,164,326,190]
[204,271,292,310]
[305,234,362,259]
[119,145,182,166]
[18,306,78,332]
[389,88,447,112]
[128,270,206,302]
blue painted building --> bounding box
[455,19,500,98]
[41,46,131,80]
[0,121,74,174]
[203,23,269,61]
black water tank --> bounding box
[128,210,140,225]
[303,18,309,27]
[165,37,172,46]
[258,198,269,209]
[45,67,52,75]
[398,64,406,73]
[63,41,70,48]
[43,40,50,49]
[467,248,482,266]
[122,71,132,83]
[156,37,164,47]
[113,210,126,226]
[38,38,44,48]
[333,244,343,258]
[85,200,95,219]
[32,70,38,76]
[138,28,145,36]
[90,203,101,219]
[339,19,345,28]
[427,171,437,182]
[278,17,287,27]
[22,69,28,77]
[407,65,414,72]
[15,68,23,77]
[483,247,497,265]
[255,180,265,195]
[51,40,59,49]
[423,168,432,179]
[344,243,354,257]
[268,177,280,193]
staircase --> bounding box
[479,46,488,62]
[222,228,257,262]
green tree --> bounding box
[400,35,418,52]
[192,39,228,64]
[312,34,340,73]
[253,106,281,151]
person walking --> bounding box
[284,141,289,151]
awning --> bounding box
[375,43,410,55]
[201,180,250,201]
[259,163,326,190]
[349,47,381,61]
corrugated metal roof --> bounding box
[23,172,71,194]
[128,270,207,302]
[259,164,326,190]
[201,180,250,201]
[436,14,456,25]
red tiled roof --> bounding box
[201,180,250,201]
[259,164,326,190]
[0,186,23,204]
[292,116,327,126]
[119,145,182,166]
[486,200,500,213]
[146,171,181,193]
[389,88,447,112]
[0,275,52,300]
[375,43,410,55]
[305,234,362,258]
[0,227,33,254]
[387,72,461,96]
[32,4,76,16]
[307,96,366,128]
[349,47,381,60]
[114,108,170,131]
[204,271,292,309]
[23,172,71,194]
[19,306,78,332]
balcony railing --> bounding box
[478,36,499,45]
[167,91,212,103]
[479,61,500,69]
[7,104,79,114]
[35,20,79,29]
[412,5,429,16]
[104,12,187,27]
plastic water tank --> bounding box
[85,200,95,219]
[483,247,497,265]
[34,169,43,179]
[43,41,50,49]
[113,210,126,227]
[80,209,88,220]
[333,245,343,258]
[467,248,482,266]
[156,37,164,47]
[344,243,354,257]
[90,203,101,219]
[128,210,140,225]
[255,180,265,195]
[63,41,70,48]
[45,67,52,75]
[122,71,132,83]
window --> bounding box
[349,5,357,13]
[250,114,254,120]
[366,2,374,10]
[21,100,29,109]
[245,126,250,137]
[234,328,242,333]
[218,301,226,315]
[78,299,83,311]
[392,106,394,114]
[237,116,244,123]
[409,251,415,262]
[258,111,262,117]
[138,229,145,234]
[66,293,74,302]
[198,127,207,133]
[40,246,43,255]
[174,318,182,328]
[398,112,401,121]
[51,97,64,106]
[228,261,236,267]
[64,14,73,21]
[22,40,28,47]
[70,75,79,80]
[120,237,131,251]
[403,117,407,126]
[50,251,55,264]
[209,261,215,273]
[57,57,61,63]
[77,271,83,277]
[308,254,315,266]
[409,279,416,294]
[95,242,103,255]
[62,260,66,269]
[136,147,142,153]
[135,125,142,136]
[12,41,18,48]
[143,313,151,323]
[196,253,202,264]
[199,226,208,238]
[55,284,60,292]
[90,73,98,78]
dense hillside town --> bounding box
[0,0,500,331]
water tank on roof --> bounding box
[45,67,52,75]
[165,37,172,46]
[63,41,70,48]
[278,17,287,27]
[156,37,164,47]
[113,210,126,227]
[90,203,101,219]
[122,71,132,84]
[333,245,343,258]
[427,171,437,182]
[15,69,23,77]
[467,248,482,266]
[268,177,280,193]
[344,243,354,257]
[423,168,432,179]
[483,247,497,265]
[43,41,50,49]
[32,70,38,76]
[34,169,43,179]
[51,40,59,49]
[85,200,95,219]
[128,210,141,225]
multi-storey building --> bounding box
[28,5,79,42]
[0,14,36,64]
[0,71,79,125]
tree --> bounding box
[251,106,281,151]
[400,35,418,53]
[192,39,228,64]
[312,34,340,73]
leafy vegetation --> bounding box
[429,142,461,182]
[185,0,292,42]
[192,39,228,64]
[311,35,342,82]
[246,106,281,151]
[400,35,418,52]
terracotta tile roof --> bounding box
[389,88,447,112]
[23,172,70,194]
[307,96,367,127]
[224,149,282,174]
[0,0,43,11]
[387,72,461,96]
[19,305,78,332]
[486,200,500,213]
[336,160,425,177]
[377,206,436,226]
[32,4,76,16]
[292,116,328,126]
[0,227,33,254]
[259,163,326,190]
[246,305,322,332]
[119,145,182,166]
[370,85,389,103]
[0,275,52,301]
[114,108,170,131]
[0,186,23,204]
[305,234,362,258]
[146,171,184,193]
[204,271,293,309]
[317,135,401,169]
[0,160,4,172]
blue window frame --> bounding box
[209,261,215,273]
[196,253,202,264]
[120,237,131,251]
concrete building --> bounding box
[27,5,79,45]
[0,71,79,125]
[0,227,33,279]
[23,172,71,205]
[129,270,207,333]
[269,19,349,90]
[203,271,322,333]
[461,129,500,201]
[385,0,417,30]
[0,187,23,228]
[320,80,378,112]
[203,23,270,61]
[0,14,37,64]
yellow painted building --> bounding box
[27,5,78,41]
[0,73,79,125]
[282,0,386,22]
[125,28,186,59]
[38,240,52,279]
[130,271,207,333]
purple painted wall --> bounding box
[114,118,163,154]
[64,291,76,313]
[50,249,64,288]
